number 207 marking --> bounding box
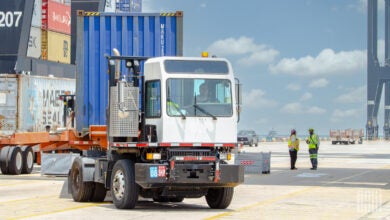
[0,11,22,28]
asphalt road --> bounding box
[1,141,390,220]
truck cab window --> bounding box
[145,80,161,118]
[166,79,233,117]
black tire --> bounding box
[0,146,10,174]
[331,141,336,145]
[21,146,34,174]
[205,187,234,209]
[70,157,94,202]
[111,159,138,209]
[90,183,107,202]
[8,147,23,175]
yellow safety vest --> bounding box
[288,135,300,151]
[307,134,318,149]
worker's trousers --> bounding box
[289,150,297,169]
[308,148,318,168]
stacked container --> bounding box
[27,0,71,64]
[27,0,43,59]
[41,0,71,64]
[104,0,142,13]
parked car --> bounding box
[237,130,259,147]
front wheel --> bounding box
[111,159,138,209]
[205,187,234,209]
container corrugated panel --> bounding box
[75,11,183,132]
[0,75,75,135]
[27,26,42,58]
[43,0,71,34]
[32,0,42,27]
[46,30,71,64]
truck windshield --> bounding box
[166,79,233,117]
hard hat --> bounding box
[308,128,314,132]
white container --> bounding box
[27,26,42,58]
[32,0,42,28]
[0,74,75,135]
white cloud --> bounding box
[300,92,312,101]
[200,3,207,8]
[335,86,366,103]
[309,78,329,88]
[280,102,326,115]
[331,109,361,122]
[243,89,277,108]
[269,48,365,77]
[280,102,303,114]
[207,36,279,66]
[286,83,301,91]
[307,106,326,114]
[238,50,279,66]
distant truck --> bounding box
[330,129,363,145]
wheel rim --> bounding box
[26,151,33,169]
[112,170,125,200]
[15,151,22,171]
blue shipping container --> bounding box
[75,11,183,133]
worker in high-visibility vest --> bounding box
[305,128,319,170]
[288,129,299,170]
[167,99,181,116]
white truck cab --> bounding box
[144,57,239,144]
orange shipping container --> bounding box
[46,30,71,64]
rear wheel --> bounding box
[0,146,10,174]
[21,146,34,174]
[205,187,234,209]
[70,157,93,202]
[8,147,23,175]
[111,159,138,209]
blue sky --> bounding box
[142,0,387,137]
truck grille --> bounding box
[167,148,214,159]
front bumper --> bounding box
[237,137,250,145]
[135,163,244,188]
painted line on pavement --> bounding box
[7,202,110,220]
[205,169,373,220]
[0,195,57,204]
